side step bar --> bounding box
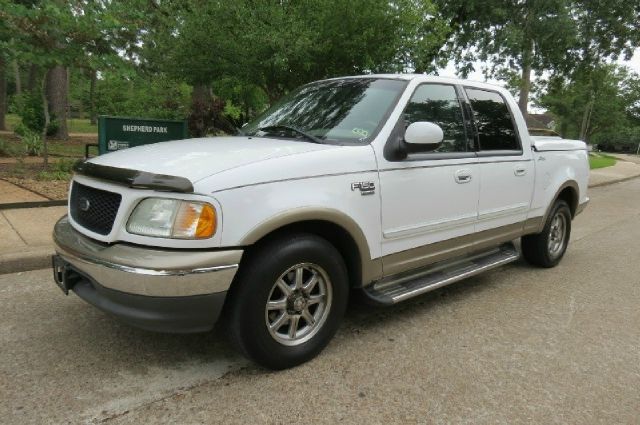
[363,243,520,305]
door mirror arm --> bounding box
[383,118,409,161]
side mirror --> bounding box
[404,122,444,150]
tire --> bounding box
[521,199,572,268]
[225,233,349,370]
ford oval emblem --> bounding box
[78,197,91,212]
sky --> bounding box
[436,48,640,113]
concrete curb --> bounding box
[588,174,640,188]
[0,200,68,210]
[0,247,54,275]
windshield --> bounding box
[242,78,407,144]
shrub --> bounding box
[46,119,60,137]
[593,127,640,153]
[13,121,30,137]
[21,132,43,156]
[36,170,70,181]
[52,158,81,173]
[13,92,45,134]
[0,138,13,157]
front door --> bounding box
[378,83,480,277]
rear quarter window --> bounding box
[465,88,520,152]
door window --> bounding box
[403,84,468,153]
[465,88,520,151]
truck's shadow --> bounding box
[63,260,529,374]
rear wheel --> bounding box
[521,199,572,268]
[226,233,349,369]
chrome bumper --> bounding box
[53,216,242,297]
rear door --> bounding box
[463,87,534,236]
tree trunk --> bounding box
[27,64,38,92]
[12,60,21,95]
[188,84,210,137]
[89,69,97,125]
[518,43,533,117]
[46,65,69,139]
[0,56,6,131]
[41,75,50,168]
[579,97,594,142]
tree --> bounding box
[436,0,640,116]
[0,0,141,163]
[0,54,6,130]
[141,0,448,135]
[435,0,576,116]
[539,65,640,143]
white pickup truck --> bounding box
[52,75,589,369]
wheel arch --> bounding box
[238,208,382,287]
[534,180,579,234]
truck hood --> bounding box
[88,136,336,183]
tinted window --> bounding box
[465,88,520,151]
[403,84,468,153]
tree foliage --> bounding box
[144,0,446,99]
[0,0,638,148]
[436,0,640,114]
[539,65,640,142]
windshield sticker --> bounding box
[352,128,369,138]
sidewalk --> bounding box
[0,179,48,203]
[0,206,66,274]
[608,153,640,165]
[1,161,639,275]
[589,155,640,187]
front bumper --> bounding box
[52,217,243,333]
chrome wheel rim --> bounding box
[548,212,567,258]
[265,263,332,346]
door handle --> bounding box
[514,166,527,176]
[454,169,472,184]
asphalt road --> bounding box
[2,179,640,424]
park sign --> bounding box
[97,116,188,155]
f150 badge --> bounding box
[351,181,375,195]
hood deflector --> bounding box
[73,161,194,193]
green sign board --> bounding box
[97,116,188,155]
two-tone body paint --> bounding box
[70,74,589,285]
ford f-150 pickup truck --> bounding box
[52,75,589,369]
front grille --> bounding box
[70,181,122,235]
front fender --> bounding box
[212,173,384,285]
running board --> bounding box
[363,243,520,305]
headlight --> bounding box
[127,198,216,239]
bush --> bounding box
[0,138,15,157]
[13,121,30,137]
[21,132,43,156]
[36,170,70,181]
[593,127,640,153]
[46,119,60,137]
[52,158,81,173]
[12,92,45,134]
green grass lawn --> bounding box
[589,153,617,170]
[4,113,97,134]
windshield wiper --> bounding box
[256,125,324,144]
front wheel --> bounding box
[226,233,349,369]
[521,199,572,268]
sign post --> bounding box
[97,116,188,155]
